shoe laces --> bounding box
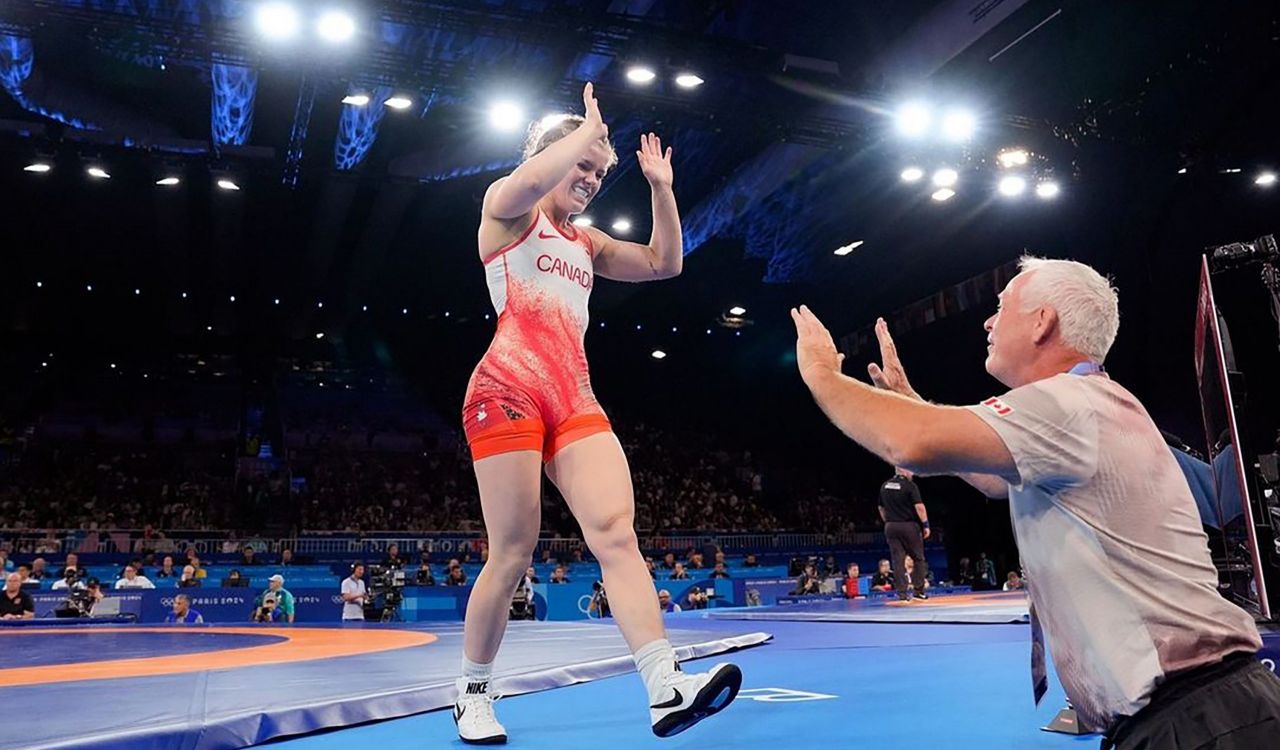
[463,688,503,723]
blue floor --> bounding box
[265,616,1099,750]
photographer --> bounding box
[382,543,406,570]
[253,593,285,623]
[587,580,610,619]
[341,563,368,622]
[259,575,295,623]
[51,567,86,591]
[415,552,436,586]
[685,586,709,611]
[1,572,35,620]
[790,562,822,596]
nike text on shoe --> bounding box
[650,663,743,738]
[454,678,507,745]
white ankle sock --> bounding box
[461,655,493,693]
[634,639,679,704]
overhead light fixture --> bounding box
[35,281,43,288]
[23,162,52,173]
[134,288,141,295]
[940,109,976,141]
[1255,171,1277,187]
[316,10,356,43]
[651,350,667,360]
[1177,167,1188,174]
[274,298,281,305]
[674,73,704,89]
[932,168,958,188]
[155,176,181,186]
[611,218,632,233]
[87,166,111,179]
[626,66,657,84]
[229,295,236,302]
[181,292,188,299]
[216,178,241,191]
[489,100,525,131]
[1035,181,1060,199]
[900,166,924,183]
[996,148,1028,168]
[1220,168,1243,174]
[895,102,930,137]
[931,188,956,202]
[315,332,325,339]
[728,306,746,316]
[834,240,865,256]
[342,94,370,106]
[85,284,93,291]
[253,2,301,40]
[998,175,1027,197]
[384,96,413,110]
[402,308,408,315]
[572,216,593,227]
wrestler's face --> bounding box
[551,141,611,216]
[983,273,1037,388]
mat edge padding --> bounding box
[26,631,772,750]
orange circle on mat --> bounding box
[0,626,437,688]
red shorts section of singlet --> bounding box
[463,210,611,462]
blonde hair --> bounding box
[521,114,618,168]
[1017,255,1120,363]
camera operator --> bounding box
[415,552,436,586]
[342,563,369,622]
[685,586,710,611]
[51,567,86,591]
[253,593,285,623]
[1,572,35,620]
[587,580,610,619]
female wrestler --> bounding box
[451,83,741,744]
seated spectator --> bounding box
[383,543,406,569]
[1,572,35,620]
[222,569,246,588]
[685,586,709,610]
[154,556,177,579]
[657,589,682,613]
[240,546,257,566]
[714,551,727,567]
[181,565,203,588]
[843,562,863,599]
[570,547,584,563]
[549,565,570,584]
[445,566,468,586]
[29,557,49,581]
[711,562,732,579]
[115,564,156,590]
[1003,571,1024,591]
[743,553,759,568]
[279,548,296,566]
[645,557,657,580]
[0,549,12,572]
[539,548,553,565]
[15,564,36,588]
[821,555,838,578]
[689,552,706,570]
[660,552,676,570]
[120,557,146,579]
[525,566,540,584]
[669,562,690,581]
[185,549,208,579]
[165,594,204,624]
[870,559,895,592]
[791,563,822,595]
[59,552,87,580]
[416,561,436,586]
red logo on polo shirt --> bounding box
[981,397,1014,417]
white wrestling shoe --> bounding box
[649,662,743,738]
[453,678,507,745]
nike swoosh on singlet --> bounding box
[650,688,684,710]
[537,230,558,240]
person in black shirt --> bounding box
[791,563,822,595]
[1,572,35,620]
[879,469,930,601]
[870,559,895,591]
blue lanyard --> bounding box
[1067,361,1105,377]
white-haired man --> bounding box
[792,256,1279,749]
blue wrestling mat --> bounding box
[1,621,768,750]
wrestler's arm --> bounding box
[588,133,681,282]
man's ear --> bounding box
[1032,305,1059,346]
